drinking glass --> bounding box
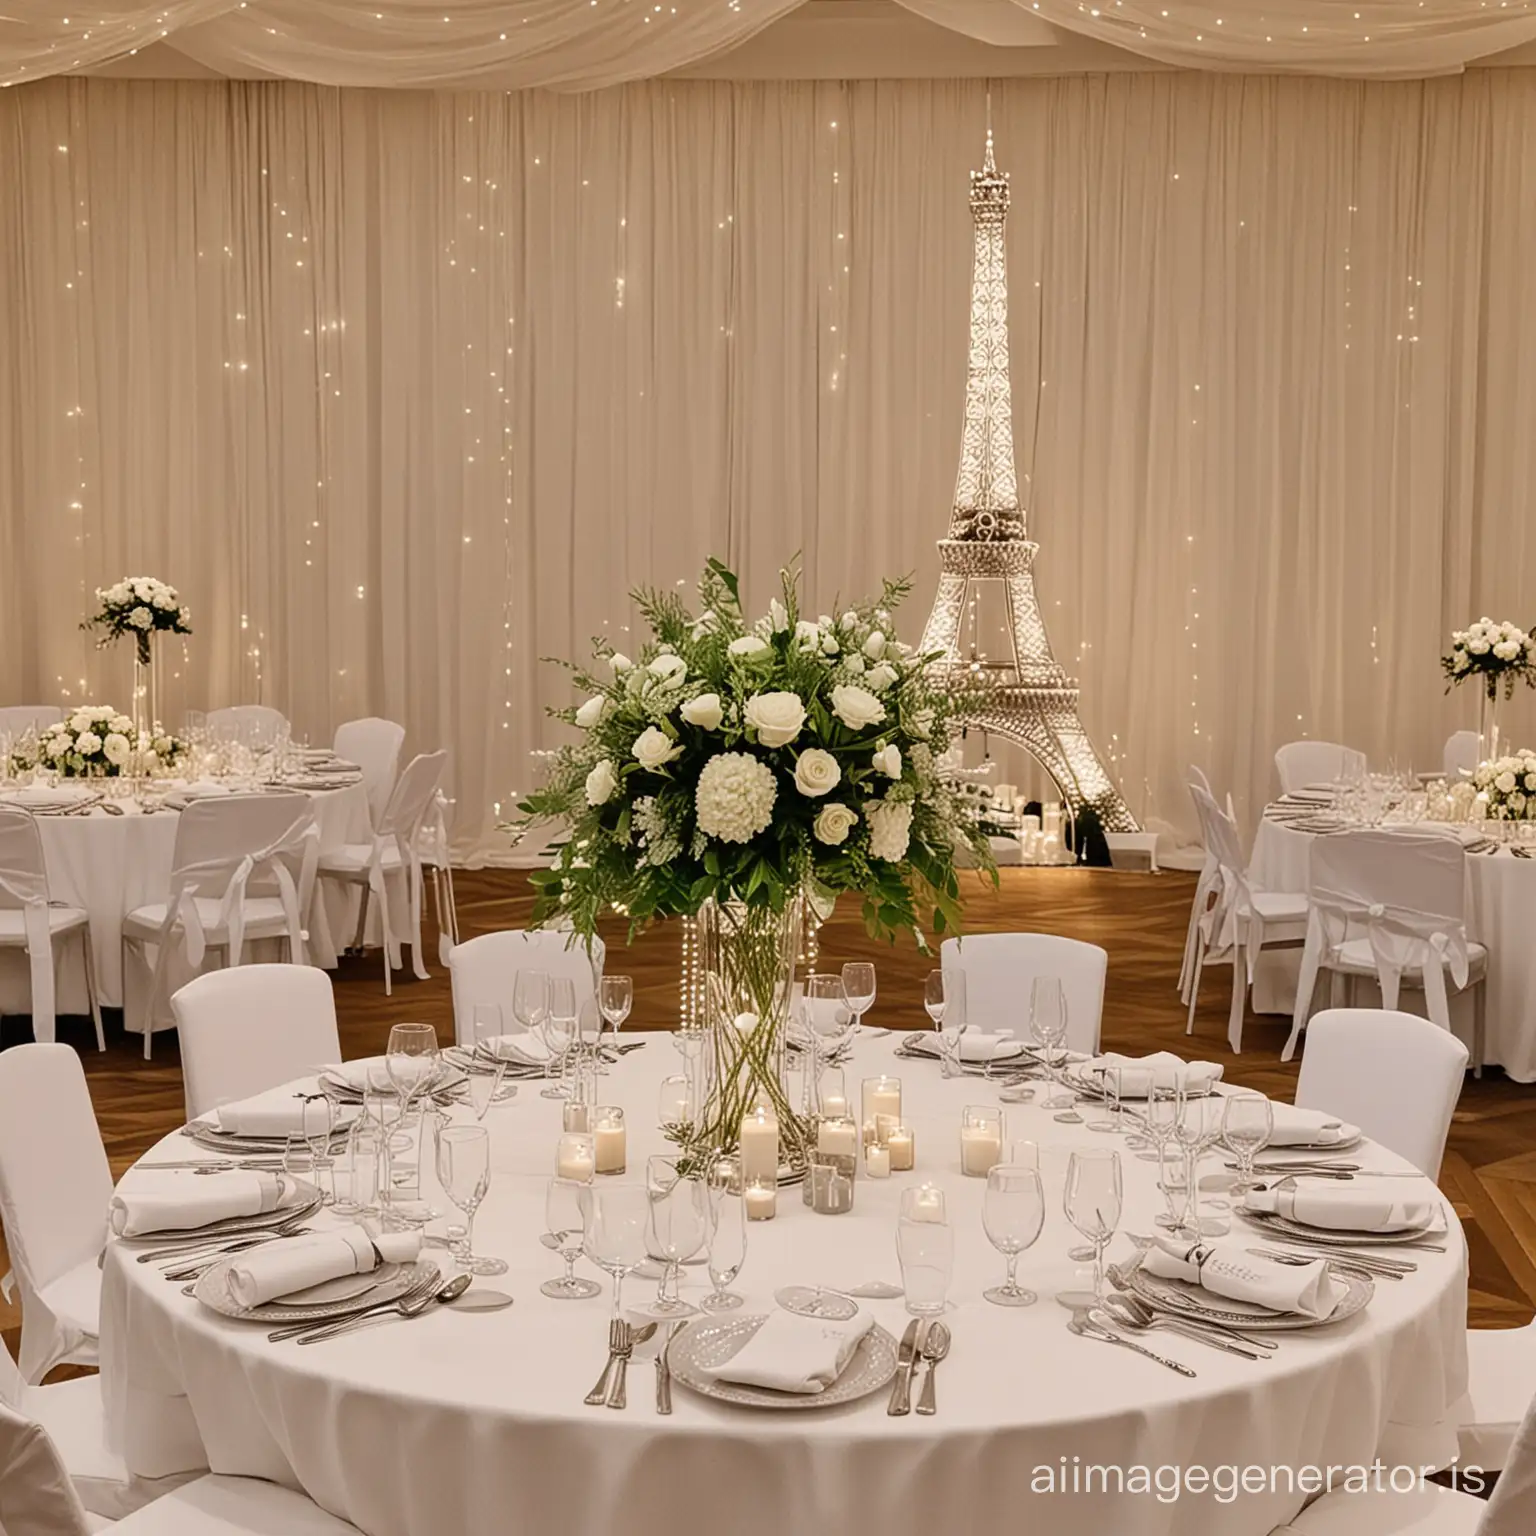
[436,1124,506,1276]
[1221,1092,1274,1196]
[282,1134,310,1178]
[928,969,968,1078]
[513,967,550,1076]
[598,975,633,1073]
[469,1004,512,1120]
[896,1185,954,1316]
[332,1123,381,1216]
[804,972,851,1111]
[1030,977,1075,1110]
[983,1165,1046,1307]
[301,1094,334,1203]
[542,976,578,1099]
[542,1177,602,1299]
[583,1182,652,1318]
[1173,1087,1228,1237]
[702,1172,747,1313]
[1086,1066,1121,1134]
[640,1156,708,1320]
[841,961,876,1033]
[1063,1148,1123,1304]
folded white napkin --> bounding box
[110,1170,289,1237]
[1143,1237,1343,1320]
[1265,1104,1359,1148]
[1085,1052,1223,1099]
[700,1309,875,1395]
[214,1084,354,1138]
[902,1031,1022,1063]
[474,1032,549,1067]
[1243,1186,1442,1234]
[220,1227,422,1309]
[324,1056,442,1095]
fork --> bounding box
[585,1320,626,1407]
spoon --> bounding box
[1067,1312,1197,1377]
[914,1322,950,1415]
[1100,1294,1266,1359]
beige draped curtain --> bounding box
[2,72,1534,857]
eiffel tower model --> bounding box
[920,127,1137,836]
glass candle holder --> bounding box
[713,1153,742,1196]
[744,1176,777,1221]
[804,1149,856,1215]
[861,1076,903,1148]
[739,1105,780,1187]
[864,1143,892,1178]
[562,1099,592,1134]
[817,1066,850,1120]
[960,1105,1003,1177]
[886,1124,915,1171]
[815,1114,860,1161]
[555,1131,595,1183]
[592,1107,626,1175]
[897,1183,953,1315]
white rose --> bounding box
[633,726,683,771]
[1526,773,1536,792]
[769,598,788,633]
[908,708,935,739]
[648,653,687,683]
[820,633,840,657]
[585,760,618,805]
[133,579,154,599]
[742,691,805,748]
[609,652,633,674]
[794,620,821,647]
[1469,639,1491,655]
[866,662,898,692]
[109,582,130,605]
[813,802,858,845]
[727,635,771,661]
[151,591,174,610]
[1496,771,1518,794]
[863,630,886,660]
[102,732,130,765]
[128,606,153,629]
[793,748,841,798]
[1494,641,1519,661]
[841,610,858,628]
[831,684,886,731]
[872,743,903,778]
[844,654,866,675]
[681,693,724,731]
[70,711,91,732]
[75,730,102,755]
[574,695,609,729]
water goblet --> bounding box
[386,1021,440,1132]
[701,1172,747,1313]
[541,1177,602,1299]
[583,1182,652,1318]
[598,974,633,1073]
[436,1124,506,1276]
[1059,1148,1123,1309]
[896,1184,954,1316]
[1221,1092,1274,1196]
[983,1164,1046,1307]
[841,961,876,1033]
[1173,1088,1229,1236]
[640,1156,708,1320]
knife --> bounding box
[656,1321,683,1415]
[887,1319,925,1416]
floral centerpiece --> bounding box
[12,706,186,779]
[83,576,192,666]
[1442,618,1535,764]
[513,559,993,1172]
[1473,751,1536,823]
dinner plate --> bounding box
[279,1266,401,1307]
[1265,1134,1363,1156]
[1240,1209,1440,1248]
[119,1182,323,1245]
[668,1314,900,1409]
[1127,1267,1373,1331]
[181,1118,357,1156]
[195,1257,435,1323]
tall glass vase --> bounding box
[676,896,809,1178]
[131,636,162,768]
[1478,683,1504,767]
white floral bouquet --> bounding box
[513,560,994,944]
[1442,618,1535,700]
[83,576,192,665]
[16,706,187,779]
[1473,750,1536,822]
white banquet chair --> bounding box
[314,750,446,995]
[332,717,405,828]
[0,807,105,1051]
[205,706,289,751]
[417,789,460,966]
[1444,730,1481,781]
[1182,784,1309,1053]
[121,793,319,1058]
[1275,740,1368,795]
[0,1044,111,1383]
[1462,1323,1536,1474]
[1281,830,1487,1071]
[447,928,604,1047]
[1294,1008,1466,1180]
[171,964,342,1121]
[939,932,1106,1055]
[0,704,65,739]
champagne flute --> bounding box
[436,1124,506,1276]
[598,975,633,1072]
[1221,1092,1274,1197]
[1061,1148,1123,1307]
[301,1093,335,1204]
[983,1164,1046,1306]
[541,976,577,1100]
[640,1156,707,1320]
[701,1171,747,1312]
[583,1182,652,1318]
[840,961,876,1033]
[542,1177,602,1299]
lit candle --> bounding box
[862,1075,902,1130]
[821,1091,849,1118]
[593,1107,626,1175]
[910,1183,945,1222]
[556,1132,595,1183]
[562,1100,591,1134]
[744,1179,777,1220]
[865,1144,891,1179]
[960,1125,1002,1177]
[739,1106,779,1187]
[887,1126,915,1171]
[817,1116,859,1158]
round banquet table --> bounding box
[100,1033,1470,1536]
[1249,813,1536,1081]
[0,781,373,1029]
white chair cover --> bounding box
[0,1045,112,1383]
[205,706,289,749]
[1275,740,1368,795]
[1283,830,1476,1062]
[447,928,604,1047]
[0,705,65,739]
[1462,1322,1536,1472]
[0,807,64,1045]
[1294,1008,1467,1179]
[417,789,459,965]
[939,932,1106,1055]
[171,964,342,1121]
[108,1474,367,1534]
[1444,730,1481,781]
[332,717,405,828]
[1179,774,1226,1001]
[1481,1386,1536,1536]
[0,1400,94,1536]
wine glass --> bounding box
[1172,1086,1228,1237]
[541,976,577,1100]
[640,1156,708,1320]
[1030,977,1076,1111]
[983,1164,1046,1307]
[1086,1065,1121,1135]
[541,1177,602,1299]
[386,1022,440,1130]
[1062,1148,1123,1307]
[436,1124,506,1276]
[840,961,876,1033]
[468,1004,513,1120]
[583,1182,652,1318]
[701,1171,747,1313]
[896,1185,953,1316]
[512,967,550,1070]
[301,1094,335,1204]
[598,975,633,1071]
[1221,1092,1274,1196]
[927,969,968,1078]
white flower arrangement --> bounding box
[512,559,994,944]
[12,705,187,779]
[1442,618,1535,701]
[83,576,192,665]
[1473,750,1536,822]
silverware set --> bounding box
[1068,1310,1197,1377]
[585,1320,659,1409]
[887,1318,949,1415]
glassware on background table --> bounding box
[982,1029,1016,1084]
[702,1170,747,1311]
[960,1105,1003,1176]
[1060,1148,1123,1308]
[582,1182,651,1318]
[301,1094,335,1203]
[597,974,633,1073]
[542,1177,602,1299]
[331,1123,381,1216]
[983,1164,1046,1306]
[1030,977,1076,1111]
[1221,1092,1274,1196]
[896,1184,954,1316]
[641,1156,708,1319]
[1086,1065,1122,1134]
[542,977,578,1099]
[437,1124,506,1276]
[925,968,968,1077]
[841,961,877,1033]
[512,965,550,1076]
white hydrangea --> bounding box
[695,752,777,843]
[867,797,914,861]
[75,730,102,755]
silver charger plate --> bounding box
[181,1119,357,1156]
[1262,1134,1363,1155]
[1127,1267,1373,1331]
[1240,1209,1441,1248]
[668,1313,900,1410]
[195,1257,435,1323]
[119,1182,323,1245]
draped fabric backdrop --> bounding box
[3,72,1535,858]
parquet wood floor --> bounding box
[4,866,1533,1371]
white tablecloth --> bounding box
[1250,817,1536,1081]
[101,1033,1470,1536]
[0,783,373,1024]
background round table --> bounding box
[1250,814,1536,1080]
[101,1033,1469,1536]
